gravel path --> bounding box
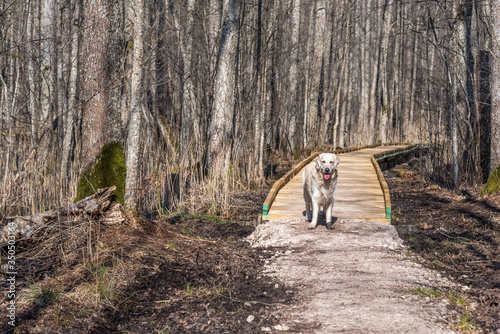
[247,218,459,334]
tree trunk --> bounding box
[332,49,348,148]
[80,0,120,172]
[368,0,382,144]
[124,0,145,211]
[309,0,327,145]
[490,1,500,171]
[302,2,315,147]
[288,0,300,154]
[61,0,82,177]
[451,0,459,186]
[379,0,393,144]
[171,0,198,161]
[338,1,352,149]
[207,0,242,175]
[401,2,411,142]
[357,1,368,142]
[408,11,421,140]
[425,17,436,154]
[252,0,263,178]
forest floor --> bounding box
[387,167,500,333]
[1,192,292,333]
[1,158,499,333]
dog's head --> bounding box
[315,153,340,181]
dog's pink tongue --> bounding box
[324,174,331,180]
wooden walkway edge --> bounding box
[262,144,427,223]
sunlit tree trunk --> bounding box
[332,51,348,148]
[357,1,368,142]
[338,1,352,149]
[368,0,382,144]
[124,0,145,211]
[27,0,38,145]
[490,0,500,171]
[207,0,242,175]
[37,0,55,143]
[425,20,436,151]
[302,2,314,147]
[409,11,421,138]
[171,0,198,161]
[379,0,392,144]
[252,0,262,178]
[288,0,300,154]
[451,0,459,186]
[309,0,327,145]
[80,0,120,171]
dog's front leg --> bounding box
[305,201,312,221]
[325,203,334,229]
[308,202,320,229]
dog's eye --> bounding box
[322,161,325,164]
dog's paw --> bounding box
[307,224,317,230]
[326,222,334,230]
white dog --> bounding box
[303,153,340,229]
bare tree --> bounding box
[379,0,393,144]
[490,0,500,172]
[207,0,242,176]
[124,0,145,211]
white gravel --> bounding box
[246,217,458,334]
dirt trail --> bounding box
[247,217,458,333]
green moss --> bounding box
[396,169,409,177]
[75,142,126,204]
[482,164,500,195]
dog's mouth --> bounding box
[323,172,331,180]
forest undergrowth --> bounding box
[0,152,304,333]
[387,161,500,333]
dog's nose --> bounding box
[325,168,330,173]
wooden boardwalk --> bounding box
[266,145,413,223]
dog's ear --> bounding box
[335,155,340,168]
[315,155,322,170]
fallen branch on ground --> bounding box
[0,186,126,244]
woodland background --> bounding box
[1,0,499,218]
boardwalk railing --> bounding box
[262,143,429,222]
[372,144,430,222]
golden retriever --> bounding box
[303,153,340,229]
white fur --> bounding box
[303,153,340,229]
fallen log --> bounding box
[1,186,125,244]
